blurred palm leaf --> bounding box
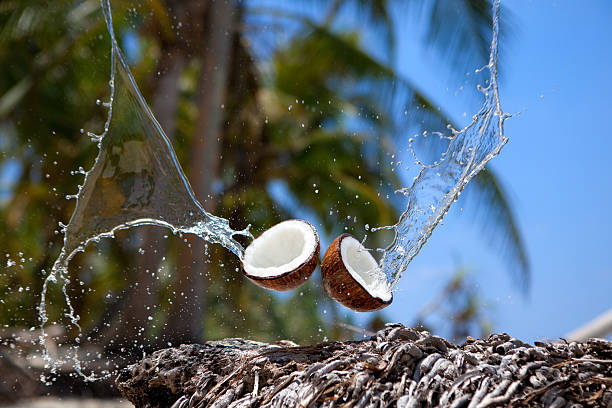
[252,7,529,285]
[413,0,512,73]
[471,167,529,289]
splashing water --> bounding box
[374,0,509,290]
[38,0,251,380]
[38,0,508,382]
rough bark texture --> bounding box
[116,324,612,408]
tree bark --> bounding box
[116,324,612,408]
[165,0,237,344]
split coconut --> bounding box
[321,234,392,312]
[241,219,320,291]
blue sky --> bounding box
[370,0,612,342]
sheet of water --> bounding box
[38,0,251,381]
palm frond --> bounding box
[268,16,529,284]
[414,0,512,75]
[470,167,530,290]
[336,0,395,60]
[269,16,453,137]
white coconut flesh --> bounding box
[243,220,317,278]
[340,236,392,302]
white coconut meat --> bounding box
[243,220,318,278]
[340,235,392,302]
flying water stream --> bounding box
[373,0,509,291]
[38,0,508,381]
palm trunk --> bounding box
[164,0,236,344]
[97,49,186,350]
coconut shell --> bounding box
[241,220,320,291]
[320,234,392,312]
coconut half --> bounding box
[321,234,392,312]
[241,219,320,291]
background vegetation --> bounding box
[0,0,527,358]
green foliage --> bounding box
[0,0,525,347]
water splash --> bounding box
[37,0,509,380]
[38,0,251,380]
[374,0,510,289]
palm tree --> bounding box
[0,0,527,351]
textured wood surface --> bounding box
[116,324,612,408]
